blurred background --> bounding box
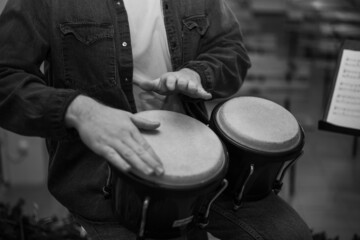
[1,0,360,239]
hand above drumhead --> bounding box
[65,95,164,176]
[135,68,212,100]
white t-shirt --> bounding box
[124,0,184,113]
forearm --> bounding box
[0,68,80,139]
[184,0,251,99]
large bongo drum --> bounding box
[111,110,228,239]
[210,96,304,209]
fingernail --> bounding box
[145,168,154,175]
[155,166,164,175]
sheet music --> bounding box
[327,49,360,130]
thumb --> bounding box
[130,115,161,130]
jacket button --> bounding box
[122,42,127,47]
[116,1,121,5]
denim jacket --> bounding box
[0,0,250,221]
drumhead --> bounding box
[132,110,226,187]
[214,97,302,153]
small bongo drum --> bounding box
[112,110,228,239]
[210,96,304,209]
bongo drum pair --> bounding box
[111,96,304,239]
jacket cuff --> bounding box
[45,90,82,140]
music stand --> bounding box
[318,40,360,156]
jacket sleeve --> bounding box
[0,0,80,139]
[183,0,251,99]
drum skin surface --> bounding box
[215,96,302,154]
[134,110,226,187]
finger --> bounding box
[135,79,157,92]
[186,81,198,95]
[127,132,164,175]
[113,140,155,175]
[130,115,160,130]
[100,146,131,173]
[151,78,168,94]
[196,87,212,100]
[164,75,177,92]
[182,81,212,100]
[176,77,189,92]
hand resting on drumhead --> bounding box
[65,95,164,176]
[134,68,212,100]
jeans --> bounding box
[206,192,313,240]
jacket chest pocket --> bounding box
[182,15,209,62]
[60,22,116,93]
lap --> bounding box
[72,192,312,240]
[206,192,313,240]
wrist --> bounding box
[65,95,97,128]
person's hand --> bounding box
[65,95,164,176]
[135,68,212,100]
